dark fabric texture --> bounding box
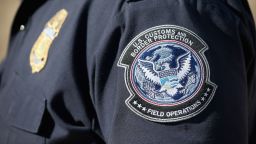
[0,0,255,143]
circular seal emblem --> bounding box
[118,25,217,122]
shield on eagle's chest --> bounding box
[159,69,179,87]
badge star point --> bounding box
[133,100,138,105]
[137,104,142,108]
[142,107,147,111]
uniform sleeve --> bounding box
[88,0,256,143]
[236,2,256,144]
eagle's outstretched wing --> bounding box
[138,59,161,85]
[177,52,192,80]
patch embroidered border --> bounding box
[118,25,217,123]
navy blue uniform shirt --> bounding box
[0,0,255,143]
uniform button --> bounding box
[19,25,25,31]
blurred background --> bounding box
[0,0,20,62]
[0,0,255,63]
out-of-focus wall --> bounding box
[248,0,256,22]
[0,0,20,62]
[0,0,255,63]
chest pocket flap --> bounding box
[0,73,46,133]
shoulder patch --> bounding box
[118,25,217,122]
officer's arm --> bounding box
[88,0,256,143]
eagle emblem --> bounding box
[138,50,191,97]
[132,44,201,104]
